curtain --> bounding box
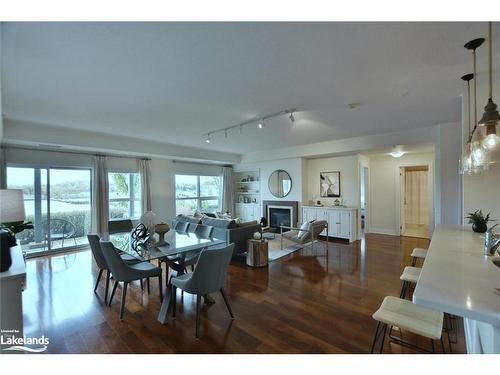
[91,155,109,235]
[138,159,152,213]
[221,166,234,214]
[0,147,6,189]
[404,170,429,225]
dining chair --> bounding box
[108,219,134,234]
[171,243,235,338]
[187,223,198,233]
[194,224,214,239]
[87,234,141,304]
[174,221,189,232]
[100,241,163,319]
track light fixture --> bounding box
[202,107,297,143]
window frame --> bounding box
[108,171,142,220]
[175,173,222,214]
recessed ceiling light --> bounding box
[258,120,264,129]
[205,134,211,143]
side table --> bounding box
[246,239,269,267]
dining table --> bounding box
[105,229,226,324]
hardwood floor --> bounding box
[22,233,466,354]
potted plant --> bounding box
[465,210,492,233]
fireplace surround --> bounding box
[263,200,299,229]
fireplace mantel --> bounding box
[262,200,299,227]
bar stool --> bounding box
[399,266,421,299]
[411,247,428,266]
[370,296,445,353]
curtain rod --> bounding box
[1,144,151,161]
[172,160,232,167]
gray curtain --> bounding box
[0,147,6,189]
[221,166,234,214]
[138,159,152,213]
[91,155,109,235]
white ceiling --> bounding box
[1,22,498,155]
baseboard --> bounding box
[368,227,398,236]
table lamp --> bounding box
[0,189,27,272]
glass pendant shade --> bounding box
[470,129,490,170]
[460,142,474,174]
[482,123,500,150]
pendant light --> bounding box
[478,22,500,152]
[460,73,475,174]
[465,37,490,171]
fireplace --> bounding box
[263,200,298,230]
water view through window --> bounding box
[6,167,91,255]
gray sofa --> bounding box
[172,215,260,256]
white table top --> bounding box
[413,225,500,326]
[0,245,26,282]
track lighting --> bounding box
[201,107,297,143]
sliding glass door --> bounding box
[6,166,91,256]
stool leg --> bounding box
[399,281,408,299]
[379,324,388,353]
[411,257,417,266]
[370,322,381,353]
[440,337,446,354]
[430,339,435,353]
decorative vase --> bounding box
[253,232,262,240]
[155,223,170,244]
[472,222,488,233]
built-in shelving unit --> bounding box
[233,169,261,222]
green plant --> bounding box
[466,210,493,226]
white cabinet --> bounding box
[235,203,261,222]
[301,206,357,242]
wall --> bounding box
[463,164,500,225]
[234,157,304,220]
[4,147,222,224]
[368,152,435,236]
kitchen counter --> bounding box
[413,225,500,353]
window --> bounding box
[175,174,222,215]
[108,172,141,219]
[7,166,91,255]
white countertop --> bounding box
[413,225,500,326]
[303,205,357,211]
[0,245,26,282]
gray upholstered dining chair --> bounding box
[187,223,198,233]
[87,234,141,304]
[174,221,189,232]
[194,224,214,239]
[280,220,329,254]
[171,243,235,338]
[108,219,134,234]
[100,241,163,320]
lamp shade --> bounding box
[0,189,26,223]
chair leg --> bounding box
[370,322,382,354]
[147,278,150,294]
[411,257,417,267]
[220,288,234,319]
[379,324,388,353]
[140,279,143,290]
[195,294,201,338]
[94,269,103,292]
[120,282,128,320]
[109,280,119,306]
[104,270,111,304]
[158,274,163,303]
[431,339,435,353]
[172,285,177,318]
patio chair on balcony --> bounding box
[43,218,77,250]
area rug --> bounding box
[264,233,303,262]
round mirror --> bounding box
[268,170,292,198]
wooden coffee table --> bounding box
[246,239,269,267]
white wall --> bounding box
[368,152,435,236]
[464,164,500,226]
[304,155,359,208]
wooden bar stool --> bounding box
[399,266,421,299]
[370,296,445,353]
[411,247,428,266]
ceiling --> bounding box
[2,22,498,155]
